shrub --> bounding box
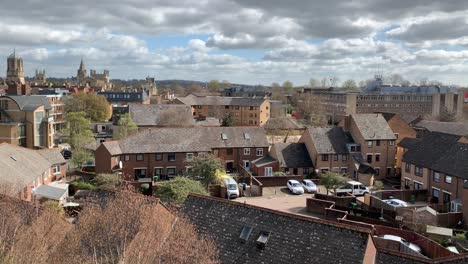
[93,173,122,189]
[273,171,286,176]
[140,183,151,195]
[43,201,65,216]
[69,181,97,195]
[374,180,384,191]
[155,177,208,204]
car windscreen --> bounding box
[292,183,301,187]
[227,184,237,190]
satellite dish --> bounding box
[119,161,123,169]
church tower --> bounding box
[6,50,25,85]
[77,58,87,84]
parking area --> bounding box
[234,186,328,219]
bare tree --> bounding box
[294,93,327,126]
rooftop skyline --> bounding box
[1,1,468,86]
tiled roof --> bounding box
[307,127,350,154]
[401,132,467,177]
[176,94,266,107]
[37,148,66,165]
[398,138,421,149]
[263,117,306,130]
[5,95,52,111]
[413,120,468,136]
[351,114,396,140]
[272,143,313,168]
[0,143,51,193]
[103,127,268,155]
[251,155,277,167]
[128,103,194,126]
[182,194,370,264]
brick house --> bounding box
[95,127,268,183]
[0,143,67,202]
[340,114,397,178]
[399,132,468,215]
[173,94,270,126]
[269,143,313,176]
[380,112,416,170]
[299,126,351,175]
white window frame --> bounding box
[153,167,163,176]
[166,166,177,176]
[256,148,263,157]
[367,141,373,148]
[243,160,250,169]
[244,148,251,155]
[53,165,61,174]
[265,167,273,176]
[186,153,193,161]
[445,175,452,184]
[124,154,130,161]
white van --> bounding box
[223,177,240,199]
[335,181,370,196]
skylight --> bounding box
[256,231,271,249]
[239,226,253,243]
[244,132,251,140]
[221,133,228,140]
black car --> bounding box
[61,149,72,159]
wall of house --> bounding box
[252,162,279,176]
[429,172,465,205]
[259,99,270,126]
[189,101,269,126]
[401,162,430,190]
[348,117,396,178]
[387,115,416,169]
[95,145,115,174]
[45,163,67,183]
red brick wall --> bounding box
[95,144,115,174]
[253,175,304,187]
[252,161,279,176]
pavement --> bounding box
[234,186,326,219]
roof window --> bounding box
[239,226,253,243]
[256,231,271,250]
[221,133,228,140]
[244,132,251,140]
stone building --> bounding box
[34,69,47,85]
[6,50,25,85]
[76,59,111,90]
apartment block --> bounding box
[0,95,54,149]
[95,127,268,183]
[173,94,270,126]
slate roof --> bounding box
[398,138,421,149]
[6,95,52,111]
[412,120,468,137]
[34,183,68,200]
[182,194,370,264]
[307,127,350,154]
[272,143,313,168]
[37,148,66,165]
[176,94,266,107]
[351,114,396,140]
[102,127,268,155]
[128,103,194,126]
[0,143,51,193]
[401,132,468,178]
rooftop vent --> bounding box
[256,231,271,250]
[244,132,251,140]
[221,133,228,140]
[239,226,253,243]
[10,156,17,161]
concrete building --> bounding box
[0,95,55,149]
[174,94,270,126]
[99,91,150,105]
[303,77,464,123]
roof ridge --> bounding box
[186,193,372,234]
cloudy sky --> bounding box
[1,0,468,85]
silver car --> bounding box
[379,235,422,254]
[287,180,304,195]
[301,179,317,193]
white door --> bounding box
[265,167,273,176]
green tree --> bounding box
[94,173,122,189]
[113,113,138,140]
[221,113,234,126]
[188,155,223,188]
[220,80,231,90]
[438,106,458,122]
[154,177,208,204]
[321,172,347,195]
[64,93,111,122]
[207,80,220,92]
[64,111,94,149]
[71,148,93,169]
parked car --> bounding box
[61,149,72,159]
[223,177,240,199]
[301,179,317,193]
[379,235,422,254]
[383,198,408,207]
[287,180,304,195]
[335,181,369,196]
